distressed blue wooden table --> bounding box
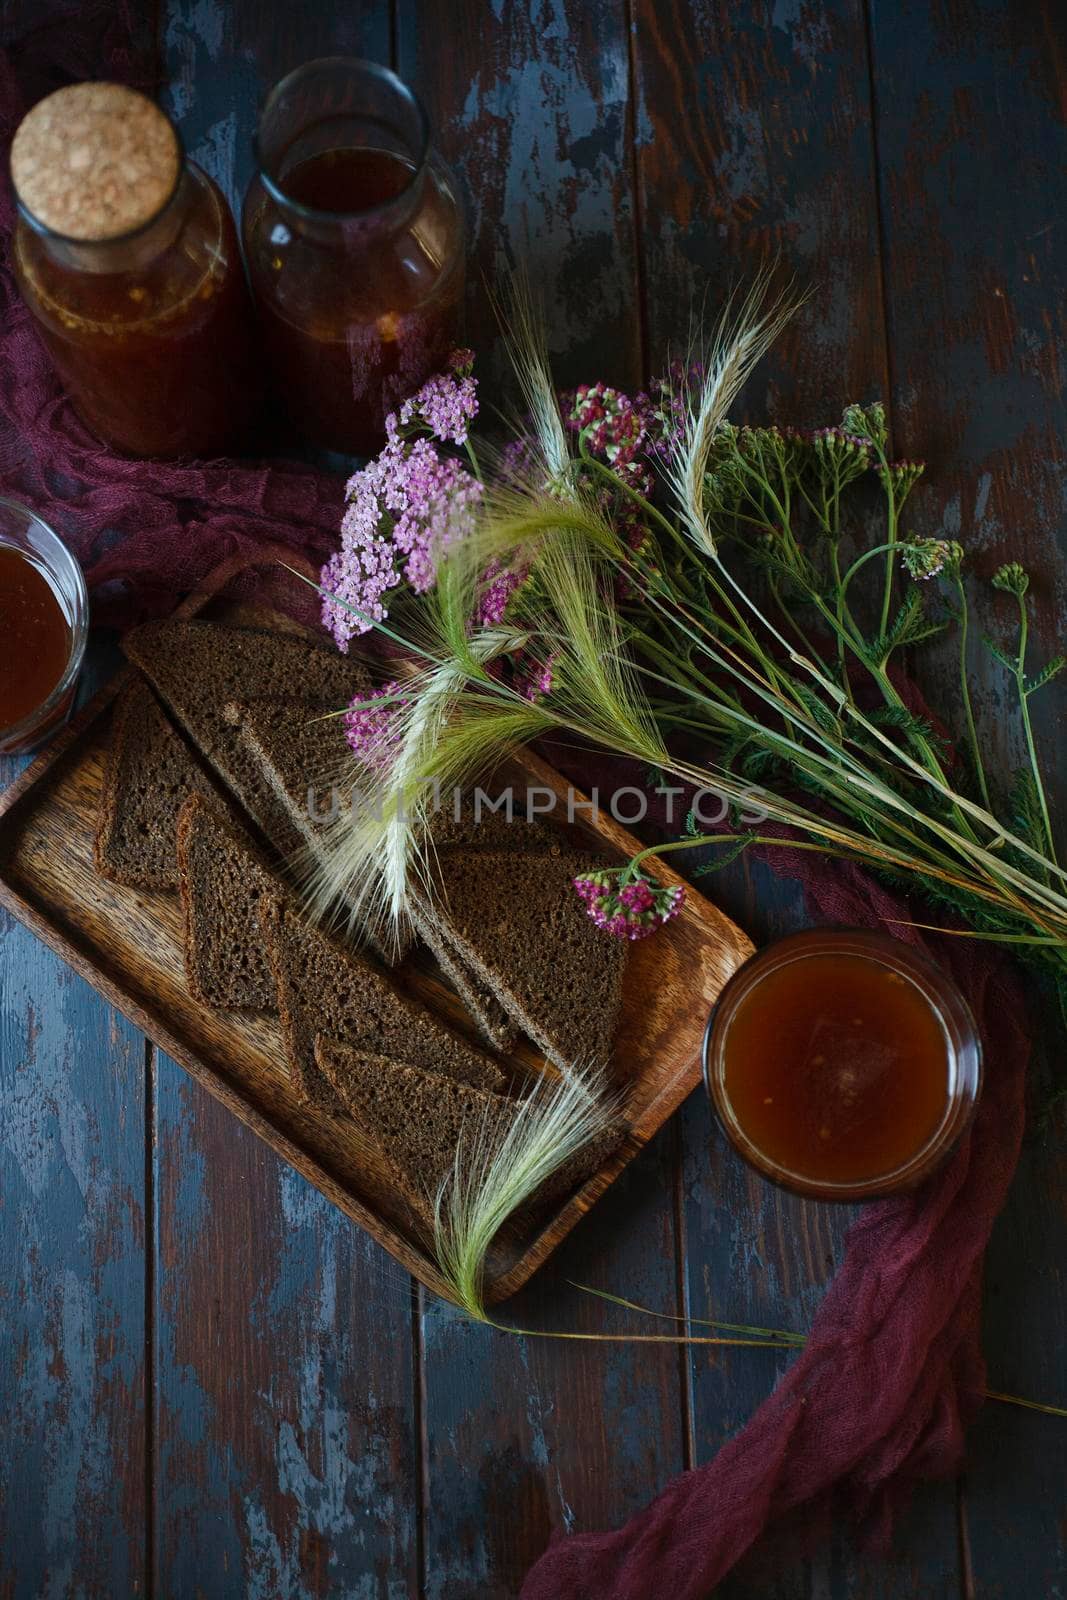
[2,3,1065,1596]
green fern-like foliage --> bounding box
[867,589,948,664]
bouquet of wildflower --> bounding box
[313,280,1066,1012]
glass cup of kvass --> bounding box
[702,928,982,1201]
[0,499,88,756]
[242,58,465,455]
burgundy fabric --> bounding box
[0,5,341,628]
[521,773,1029,1599]
[1,18,1031,1597]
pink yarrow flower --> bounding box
[566,381,654,497]
[573,868,685,941]
[343,680,405,771]
[515,648,558,703]
[321,433,483,649]
[396,348,479,445]
[389,440,483,593]
[476,556,528,627]
[321,353,483,650]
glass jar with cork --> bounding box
[11,83,257,458]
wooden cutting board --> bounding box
[0,549,754,1304]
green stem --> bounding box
[631,555,818,738]
[789,569,981,846]
[768,573,824,663]
[578,448,769,675]
[827,540,857,704]
[864,661,980,845]
[1014,590,1059,868]
[878,453,899,638]
[881,921,1067,946]
[626,611,882,788]
[953,574,992,811]
[650,571,1067,904]
[577,438,679,551]
[628,833,846,866]
[984,1390,1067,1420]
[623,831,971,889]
[792,474,834,534]
[840,537,904,603]
[630,636,743,726]
[745,555,957,776]
[523,1291,1067,1418]
[481,1321,800,1349]
[569,1283,806,1344]
[732,455,811,577]
[464,438,483,482]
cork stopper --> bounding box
[11,83,181,243]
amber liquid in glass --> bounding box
[722,953,949,1184]
[255,147,460,453]
[283,148,409,211]
[15,175,257,458]
[0,546,71,731]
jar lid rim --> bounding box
[254,57,431,225]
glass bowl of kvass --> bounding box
[0,497,88,756]
[702,928,982,1200]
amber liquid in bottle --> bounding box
[722,953,949,1184]
[0,546,72,732]
[15,174,257,458]
[252,148,461,453]
[283,148,406,211]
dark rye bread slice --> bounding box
[428,791,562,856]
[176,794,287,1010]
[314,1037,626,1234]
[230,697,351,849]
[410,892,517,1052]
[262,898,505,1111]
[228,697,412,966]
[430,847,628,1072]
[231,702,564,867]
[314,1038,515,1230]
[123,620,371,861]
[411,791,564,1034]
[95,680,217,890]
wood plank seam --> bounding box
[860,0,903,455]
[625,0,651,392]
[145,1035,157,1600]
[859,1,974,1585]
[413,1278,429,1600]
[671,1115,697,1472]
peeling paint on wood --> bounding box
[400,0,642,392]
[1,1,1064,1596]
[0,791,147,1595]
[153,1064,419,1598]
[870,2,1067,1592]
[418,1142,684,1600]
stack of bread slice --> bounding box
[94,616,629,1238]
[99,621,368,893]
